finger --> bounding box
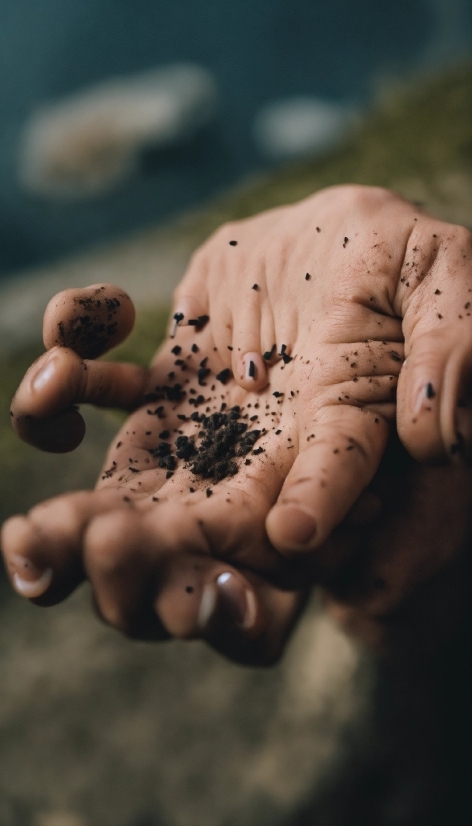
[230,283,269,392]
[169,243,212,338]
[266,404,389,555]
[397,221,472,462]
[11,346,150,452]
[1,489,126,605]
[397,330,472,463]
[43,283,135,359]
[84,509,304,664]
[83,509,169,640]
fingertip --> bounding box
[398,329,472,462]
[234,352,269,391]
[43,283,135,358]
[13,408,86,453]
[169,294,209,338]
[266,504,318,555]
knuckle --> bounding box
[85,514,134,575]
[334,183,392,213]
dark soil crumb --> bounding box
[171,345,182,355]
[305,273,311,280]
[426,383,436,399]
[188,315,210,330]
[189,408,261,482]
[229,240,238,246]
[216,368,232,384]
[147,405,263,485]
[263,345,276,361]
[56,293,123,359]
[191,343,199,353]
[197,366,211,385]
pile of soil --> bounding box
[152,406,262,483]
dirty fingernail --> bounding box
[197,582,217,629]
[10,555,53,598]
[216,571,256,630]
[413,381,436,416]
[242,353,257,381]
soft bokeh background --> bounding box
[0,2,471,825]
[0,0,471,274]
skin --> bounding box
[1,185,471,664]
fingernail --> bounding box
[275,505,317,547]
[216,571,257,630]
[169,312,185,339]
[197,583,217,629]
[32,357,57,392]
[243,353,261,382]
[413,381,436,416]
[10,555,53,598]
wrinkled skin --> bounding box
[2,186,471,664]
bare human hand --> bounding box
[2,185,472,663]
[170,185,472,557]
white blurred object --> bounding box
[19,64,218,199]
[253,96,351,161]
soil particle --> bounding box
[216,368,231,384]
[188,315,210,330]
[197,366,211,385]
[57,294,123,359]
[263,345,276,361]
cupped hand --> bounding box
[2,275,402,662]
[176,184,472,467]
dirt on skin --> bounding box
[0,65,471,826]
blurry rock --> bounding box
[253,96,352,161]
[19,64,218,199]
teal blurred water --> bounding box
[0,0,470,275]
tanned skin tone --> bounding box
[2,186,471,664]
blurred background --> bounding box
[0,2,471,826]
[0,0,470,275]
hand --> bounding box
[175,184,472,469]
[320,435,472,650]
